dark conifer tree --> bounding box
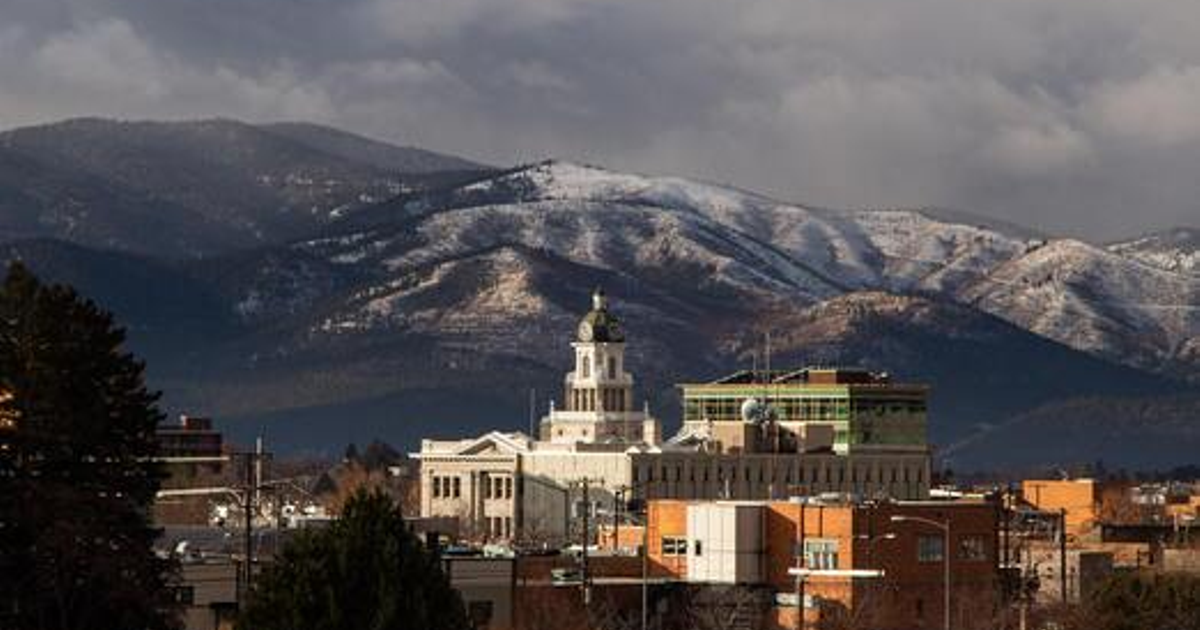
[238,489,470,630]
[0,262,177,630]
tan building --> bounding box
[416,289,661,543]
[416,430,645,542]
[1022,479,1101,536]
[628,449,931,503]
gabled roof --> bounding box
[454,431,532,456]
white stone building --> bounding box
[415,289,661,543]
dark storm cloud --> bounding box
[2,0,1199,240]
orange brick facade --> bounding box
[646,500,1001,630]
[1022,479,1100,536]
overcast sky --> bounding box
[2,0,1199,240]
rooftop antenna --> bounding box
[765,331,779,499]
[528,388,536,439]
[751,347,758,384]
[765,331,771,378]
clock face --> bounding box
[578,321,593,341]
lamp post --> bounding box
[857,532,899,568]
[855,532,898,626]
[615,482,653,630]
[891,515,951,630]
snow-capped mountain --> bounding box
[297,160,1198,379]
[1109,228,1200,276]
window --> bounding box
[608,356,616,379]
[693,540,703,556]
[468,601,494,628]
[918,535,944,562]
[505,477,513,499]
[582,358,590,378]
[452,477,461,498]
[174,586,195,606]
[432,477,442,498]
[803,539,839,570]
[959,535,988,561]
[662,536,687,556]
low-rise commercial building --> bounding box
[677,367,928,457]
[645,498,1001,630]
[1021,479,1101,537]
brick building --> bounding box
[644,498,1002,630]
[1021,479,1101,536]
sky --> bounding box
[2,0,1200,241]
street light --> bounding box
[615,482,653,630]
[854,533,898,626]
[856,531,899,564]
[890,515,951,630]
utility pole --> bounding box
[237,437,269,608]
[240,450,254,605]
[581,478,591,607]
[642,484,650,630]
[795,502,806,630]
[613,487,622,554]
[1060,508,1068,604]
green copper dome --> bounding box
[576,288,625,343]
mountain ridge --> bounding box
[0,123,1196,468]
[0,117,493,257]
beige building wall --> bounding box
[630,451,931,502]
[420,452,522,541]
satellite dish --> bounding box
[741,398,763,423]
[741,397,779,424]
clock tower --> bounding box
[540,288,660,445]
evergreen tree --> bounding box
[0,262,177,630]
[1069,572,1200,630]
[361,438,402,472]
[238,489,470,630]
[343,442,360,464]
